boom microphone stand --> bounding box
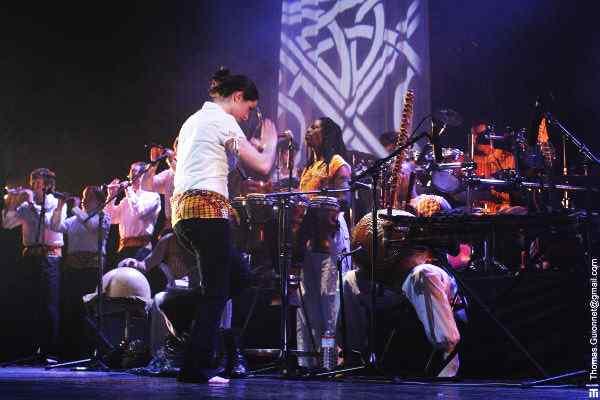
[314,132,429,380]
[521,113,598,386]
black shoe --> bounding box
[129,334,186,377]
[222,330,248,378]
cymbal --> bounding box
[545,174,600,186]
[348,150,376,164]
[434,108,463,127]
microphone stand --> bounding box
[49,155,168,370]
[520,113,599,386]
[315,132,429,380]
[5,189,52,365]
[544,113,600,167]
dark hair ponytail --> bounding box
[208,67,259,101]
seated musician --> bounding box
[295,117,352,370]
[340,201,466,378]
[471,121,516,213]
[118,229,251,378]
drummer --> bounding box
[296,117,352,370]
[471,120,516,213]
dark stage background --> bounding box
[1,1,598,191]
[0,0,595,375]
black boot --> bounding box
[222,329,248,378]
[129,333,186,377]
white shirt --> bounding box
[105,187,161,239]
[2,194,65,247]
[50,207,111,254]
[174,101,245,198]
[143,168,174,220]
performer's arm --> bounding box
[118,232,171,272]
[49,198,69,233]
[125,188,161,219]
[234,118,278,176]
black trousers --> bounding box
[59,266,98,359]
[20,255,61,355]
[171,218,233,381]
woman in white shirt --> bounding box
[170,69,277,383]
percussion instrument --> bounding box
[83,267,151,305]
[235,193,276,254]
[427,147,465,193]
[240,178,272,195]
[351,209,435,289]
[301,196,340,254]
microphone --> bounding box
[48,189,73,200]
[278,130,293,141]
[337,246,363,260]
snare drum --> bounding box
[304,196,340,253]
[431,147,465,193]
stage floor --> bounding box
[0,367,586,400]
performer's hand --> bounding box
[21,188,34,205]
[260,118,278,147]
[149,146,163,162]
[107,179,121,197]
[67,196,81,210]
[249,137,264,153]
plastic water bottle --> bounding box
[321,330,336,371]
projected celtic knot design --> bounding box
[278,0,427,161]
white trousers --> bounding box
[296,213,351,368]
[342,264,462,377]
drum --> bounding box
[303,196,340,254]
[240,178,272,195]
[352,209,435,289]
[244,193,276,253]
[430,147,465,193]
[231,196,248,250]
